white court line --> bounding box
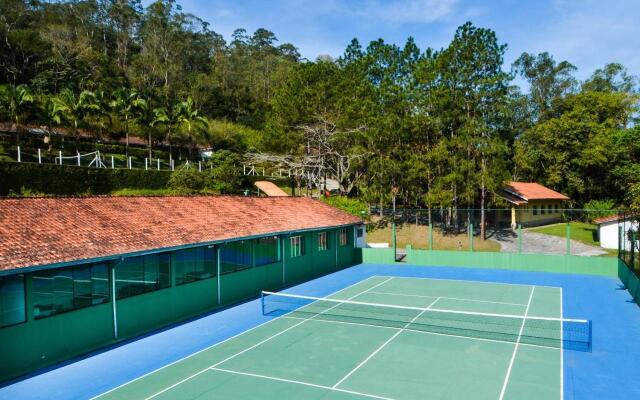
[367,290,528,307]
[498,285,535,400]
[280,316,558,351]
[209,367,396,400]
[375,274,562,289]
[332,297,441,389]
[143,277,395,400]
[90,276,380,400]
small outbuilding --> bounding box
[497,182,570,228]
[594,214,638,250]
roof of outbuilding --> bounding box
[0,195,361,272]
[503,182,569,203]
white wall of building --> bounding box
[599,220,639,249]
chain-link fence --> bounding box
[366,208,620,258]
[618,212,640,277]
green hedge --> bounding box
[0,162,171,195]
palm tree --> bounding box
[175,97,209,159]
[55,89,99,150]
[91,89,113,142]
[137,99,161,160]
[0,84,34,146]
[110,88,146,157]
[40,96,66,151]
[151,105,180,162]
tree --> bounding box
[39,95,66,151]
[110,87,146,156]
[54,89,99,149]
[512,52,577,121]
[0,83,34,146]
[174,97,208,158]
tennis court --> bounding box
[92,275,590,400]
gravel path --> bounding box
[492,229,607,256]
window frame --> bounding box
[255,236,280,267]
[115,253,171,301]
[33,262,111,320]
[318,232,329,251]
[290,235,305,258]
[173,246,216,286]
[219,240,253,275]
[339,229,349,246]
[0,274,26,328]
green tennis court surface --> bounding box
[94,276,586,400]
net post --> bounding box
[588,319,593,352]
[260,291,265,315]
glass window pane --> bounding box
[174,247,215,285]
[0,274,25,327]
[115,256,145,299]
[91,263,110,305]
[256,237,279,266]
[221,241,252,274]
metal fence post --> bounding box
[469,223,474,252]
[428,223,433,250]
[392,223,397,261]
[518,224,522,254]
[566,223,571,255]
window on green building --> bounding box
[220,240,253,274]
[318,232,329,251]
[339,229,349,246]
[115,253,170,300]
[290,236,305,257]
[173,247,215,285]
[533,206,538,216]
[255,237,279,266]
[33,263,110,319]
[0,274,25,327]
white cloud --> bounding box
[361,0,460,23]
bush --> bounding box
[0,161,171,196]
[167,168,206,193]
[202,150,245,194]
[321,195,369,219]
[583,199,618,221]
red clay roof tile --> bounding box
[0,196,361,272]
[504,182,569,201]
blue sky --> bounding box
[169,0,639,81]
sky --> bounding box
[168,0,640,81]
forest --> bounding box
[1,0,639,211]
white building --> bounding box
[595,215,638,250]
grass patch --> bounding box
[528,222,600,246]
[367,223,501,252]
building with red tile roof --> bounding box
[498,182,570,228]
[0,195,364,381]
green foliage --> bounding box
[321,196,368,219]
[167,168,206,193]
[583,200,618,221]
[0,162,171,196]
[203,150,244,194]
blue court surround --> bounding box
[1,263,639,400]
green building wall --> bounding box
[0,225,361,382]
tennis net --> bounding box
[261,291,592,352]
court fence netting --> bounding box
[261,291,592,352]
